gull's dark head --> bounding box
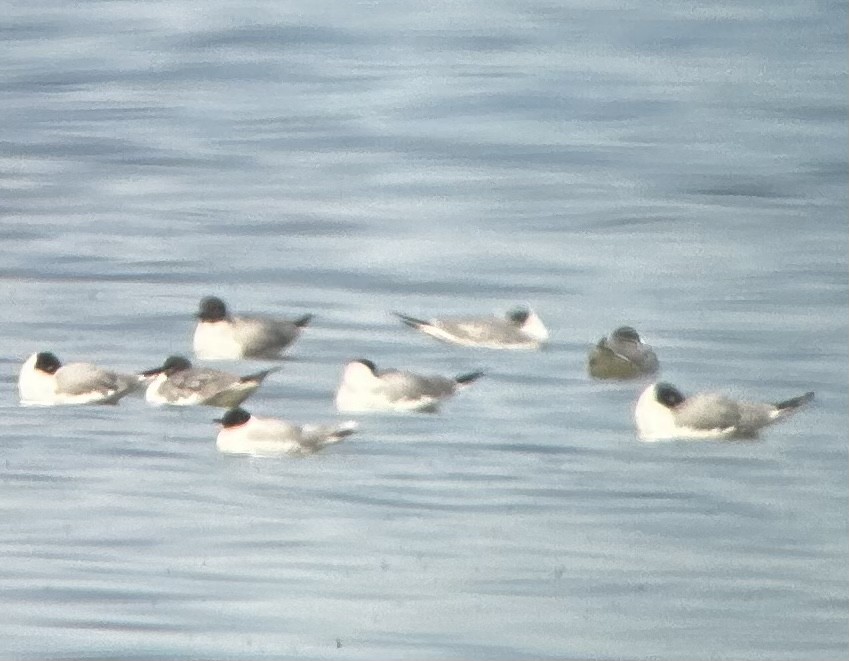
[140,355,192,377]
[507,307,530,325]
[34,352,62,374]
[197,296,229,322]
[161,355,193,375]
[655,382,685,408]
[214,407,252,427]
[351,358,378,374]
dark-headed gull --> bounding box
[394,307,548,349]
[635,382,814,440]
[335,359,483,413]
[140,355,278,408]
[193,295,312,360]
[214,407,356,457]
[18,351,140,405]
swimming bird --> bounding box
[193,295,313,360]
[18,351,141,405]
[635,382,814,441]
[588,326,659,379]
[140,355,278,408]
[394,307,548,349]
[335,358,484,412]
[214,407,357,457]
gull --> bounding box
[394,307,548,349]
[193,295,313,360]
[635,381,814,441]
[335,358,483,412]
[588,326,659,379]
[214,407,357,457]
[140,355,278,408]
[18,351,141,405]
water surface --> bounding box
[0,1,846,659]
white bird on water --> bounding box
[214,407,357,457]
[335,358,484,413]
[193,295,313,360]
[635,381,814,441]
[18,351,141,406]
[394,307,548,349]
[140,355,278,408]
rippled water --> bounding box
[1,1,847,659]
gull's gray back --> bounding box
[674,393,741,431]
[246,418,301,442]
[436,317,522,343]
[378,370,456,402]
[233,315,299,356]
[734,401,777,435]
[56,363,128,396]
[163,368,240,399]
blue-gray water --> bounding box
[1,1,847,659]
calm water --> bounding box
[1,1,847,659]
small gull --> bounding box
[635,381,814,441]
[18,351,141,406]
[588,326,659,379]
[193,295,313,360]
[394,307,548,349]
[214,407,357,457]
[140,355,278,408]
[335,358,483,413]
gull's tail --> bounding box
[240,367,281,384]
[455,371,484,387]
[774,391,815,412]
[768,391,815,422]
[293,313,314,328]
[330,420,359,441]
[394,312,429,329]
[304,421,359,449]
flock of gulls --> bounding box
[17,295,814,457]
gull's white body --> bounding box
[193,297,312,360]
[216,413,357,457]
[396,309,548,349]
[335,360,482,413]
[194,315,307,360]
[18,353,140,406]
[635,382,814,441]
